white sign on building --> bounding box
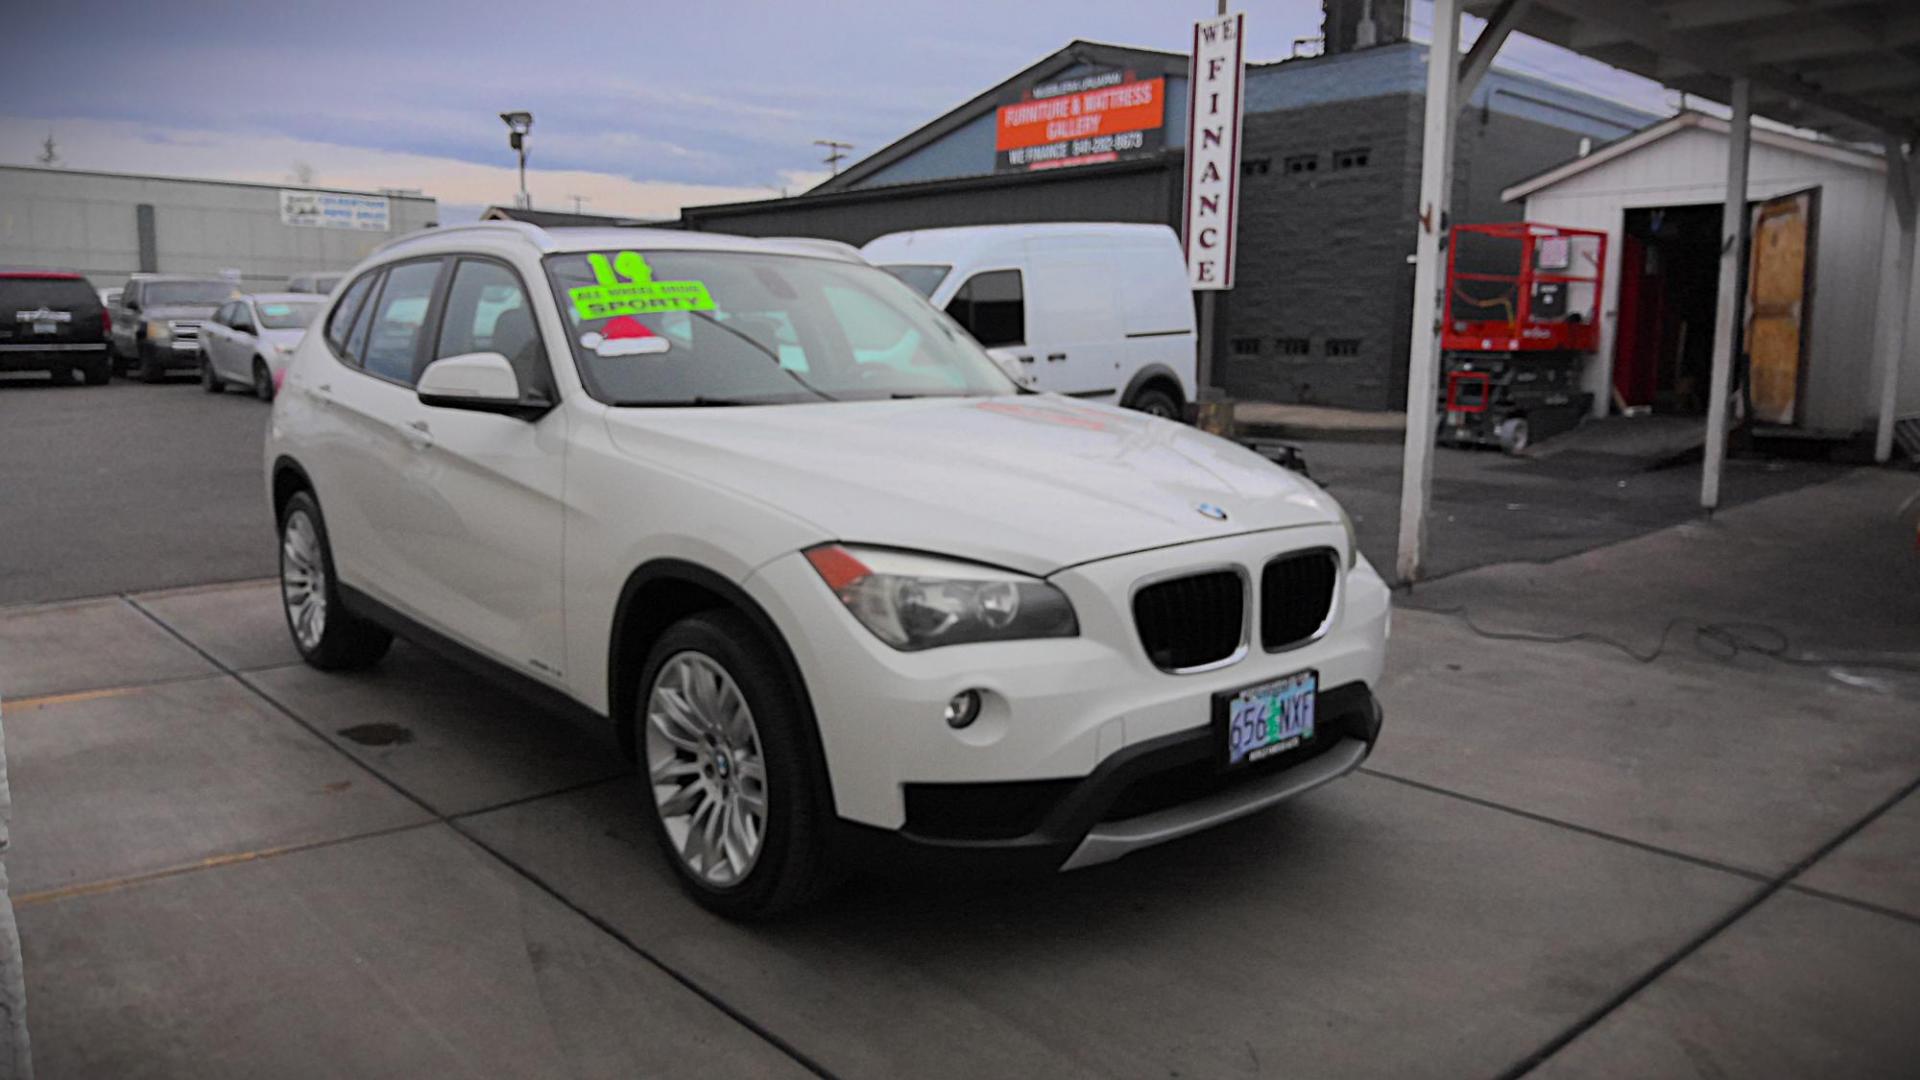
[1182,11,1247,290]
[280,189,391,232]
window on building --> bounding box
[1284,154,1318,175]
[1231,337,1261,356]
[1242,158,1272,176]
[1276,337,1311,356]
[1325,338,1362,357]
[1334,147,1371,170]
[945,269,1024,348]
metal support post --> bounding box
[1701,78,1750,512]
[1394,0,1461,583]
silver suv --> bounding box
[107,275,236,382]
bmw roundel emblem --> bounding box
[1196,502,1229,521]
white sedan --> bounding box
[200,293,325,400]
[264,224,1390,918]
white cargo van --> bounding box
[862,223,1196,418]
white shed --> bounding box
[1503,112,1919,437]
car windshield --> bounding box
[876,264,950,298]
[146,281,235,306]
[546,250,1016,406]
[255,300,324,329]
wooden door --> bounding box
[1746,189,1817,425]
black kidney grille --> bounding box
[1261,548,1339,650]
[1133,570,1244,671]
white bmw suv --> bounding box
[265,222,1390,917]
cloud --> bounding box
[2,116,788,220]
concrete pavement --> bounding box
[2,465,1915,1077]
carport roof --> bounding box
[1461,0,1920,144]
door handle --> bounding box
[403,419,434,450]
[310,382,334,407]
[1046,352,1067,362]
[1016,354,1035,363]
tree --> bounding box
[36,132,58,167]
[289,161,316,185]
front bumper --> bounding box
[745,523,1392,870]
[141,339,204,369]
[834,681,1381,876]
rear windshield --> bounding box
[2,277,101,312]
[145,281,236,306]
[255,300,324,329]
[878,264,950,298]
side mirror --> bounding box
[416,352,550,419]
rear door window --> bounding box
[326,273,376,355]
[945,270,1023,348]
[360,260,442,384]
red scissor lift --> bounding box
[1439,222,1607,453]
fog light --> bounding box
[944,690,982,730]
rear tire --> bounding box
[1128,385,1182,420]
[82,354,110,385]
[253,358,274,402]
[636,610,832,919]
[278,490,392,671]
[200,351,224,393]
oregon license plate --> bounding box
[1216,670,1317,769]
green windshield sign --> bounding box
[569,251,714,320]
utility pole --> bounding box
[814,139,853,176]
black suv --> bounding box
[0,269,111,385]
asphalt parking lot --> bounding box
[3,377,1918,1077]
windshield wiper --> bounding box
[687,311,838,402]
[610,396,769,407]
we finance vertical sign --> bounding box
[1183,11,1247,289]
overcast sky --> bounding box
[3,1,1672,222]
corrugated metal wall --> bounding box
[0,166,438,290]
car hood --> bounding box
[603,395,1341,576]
[145,304,221,321]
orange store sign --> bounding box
[994,71,1166,172]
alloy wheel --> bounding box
[644,651,769,887]
[280,509,328,651]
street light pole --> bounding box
[500,111,534,210]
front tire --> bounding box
[278,490,392,671]
[637,610,831,919]
[200,351,224,393]
[253,358,274,402]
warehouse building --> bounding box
[0,165,438,291]
[681,15,1656,410]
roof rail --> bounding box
[372,219,553,256]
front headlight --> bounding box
[144,319,171,342]
[1336,502,1359,569]
[804,544,1078,650]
